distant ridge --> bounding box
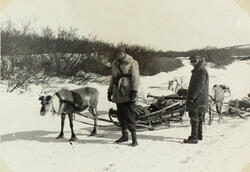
[223,44,250,49]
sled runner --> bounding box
[227,98,250,118]
[108,93,186,130]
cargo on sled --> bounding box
[108,93,187,130]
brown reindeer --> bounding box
[39,87,99,141]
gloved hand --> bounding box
[130,90,137,102]
[177,89,188,97]
[107,92,112,102]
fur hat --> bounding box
[189,55,205,64]
[189,55,201,61]
[116,44,126,53]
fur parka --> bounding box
[186,62,209,113]
[108,54,140,103]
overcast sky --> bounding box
[1,0,250,51]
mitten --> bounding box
[130,90,137,102]
[107,92,112,102]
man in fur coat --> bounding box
[107,47,140,146]
[184,55,209,144]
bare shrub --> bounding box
[1,55,48,92]
[46,53,86,77]
[70,71,107,85]
[2,18,247,84]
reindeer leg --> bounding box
[208,105,212,125]
[68,113,76,142]
[219,105,223,121]
[220,104,224,119]
[89,107,98,136]
[217,105,222,123]
[56,113,65,139]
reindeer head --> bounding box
[39,95,53,116]
[168,80,177,91]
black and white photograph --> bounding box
[0,0,250,172]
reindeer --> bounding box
[168,76,187,94]
[39,87,99,141]
[209,84,231,124]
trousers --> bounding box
[116,102,136,132]
[188,111,204,140]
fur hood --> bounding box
[112,53,134,66]
[192,60,206,73]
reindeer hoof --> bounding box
[89,128,97,136]
[89,132,97,136]
[56,134,64,139]
[69,136,77,142]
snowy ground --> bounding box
[0,58,250,172]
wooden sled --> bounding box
[108,94,186,130]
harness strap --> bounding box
[55,92,74,106]
[50,97,58,114]
[114,74,131,84]
[55,91,85,111]
[114,63,131,82]
[71,91,83,110]
[55,92,62,101]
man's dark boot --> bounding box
[183,136,193,142]
[183,138,198,144]
[183,115,198,144]
[198,135,203,141]
[183,135,198,144]
[115,129,128,143]
[183,136,197,143]
[131,131,138,146]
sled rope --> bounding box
[76,112,114,123]
[74,119,111,127]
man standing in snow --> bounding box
[107,46,140,146]
[184,55,209,144]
